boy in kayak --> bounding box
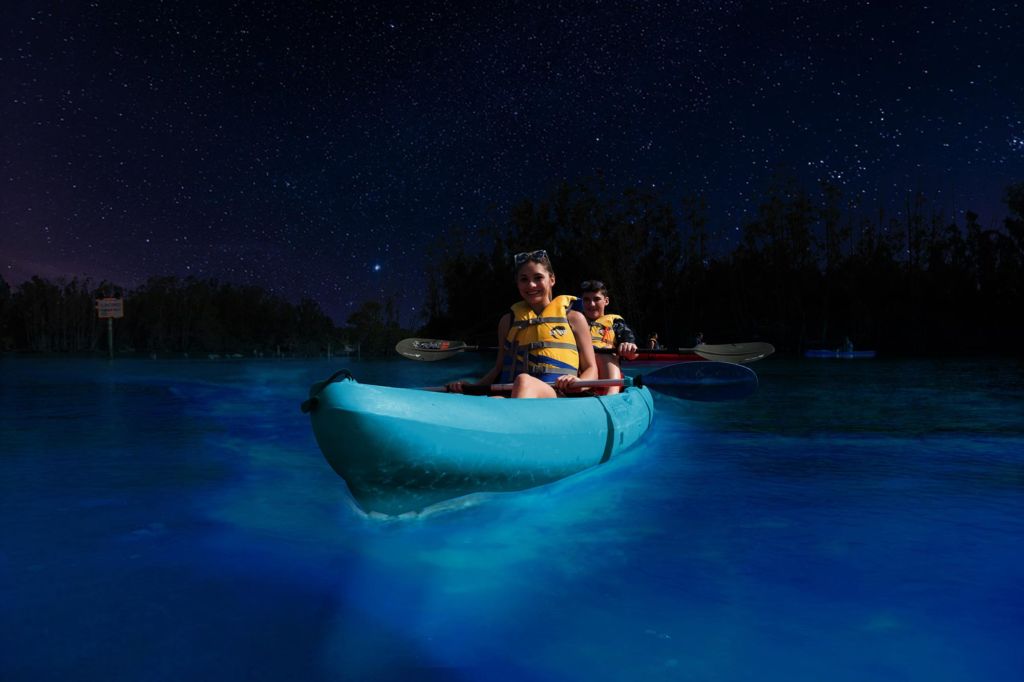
[446,249,597,398]
[577,280,639,395]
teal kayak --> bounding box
[303,371,655,515]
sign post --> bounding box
[96,298,124,359]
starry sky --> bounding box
[2,1,1022,325]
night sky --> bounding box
[3,1,1022,325]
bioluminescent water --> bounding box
[2,355,1022,681]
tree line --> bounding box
[0,275,409,356]
[4,176,1021,357]
[420,175,1024,354]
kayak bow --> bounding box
[302,370,654,515]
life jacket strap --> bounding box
[511,316,569,329]
[526,341,577,351]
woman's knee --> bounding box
[512,374,556,398]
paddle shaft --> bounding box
[418,353,758,401]
[425,378,637,396]
[397,337,772,364]
[426,359,757,401]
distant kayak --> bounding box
[631,343,775,364]
[302,371,654,515]
[804,349,877,359]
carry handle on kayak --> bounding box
[300,369,354,413]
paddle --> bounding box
[396,337,774,364]
[428,360,758,402]
[394,337,481,361]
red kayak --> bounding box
[631,350,705,363]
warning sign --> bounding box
[96,298,124,319]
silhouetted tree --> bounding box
[0,274,13,350]
[421,175,1023,354]
[4,275,350,355]
[345,297,409,356]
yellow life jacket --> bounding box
[502,295,579,381]
[589,313,623,349]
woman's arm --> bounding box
[572,311,597,380]
[554,309,597,393]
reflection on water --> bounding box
[1,356,1023,681]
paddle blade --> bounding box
[395,338,470,361]
[640,361,758,401]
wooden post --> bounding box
[96,297,123,359]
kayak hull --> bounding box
[630,343,775,364]
[306,375,655,515]
[804,350,877,359]
[631,351,704,363]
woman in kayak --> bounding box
[578,279,638,395]
[447,249,597,398]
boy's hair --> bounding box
[580,280,608,297]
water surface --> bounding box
[2,355,1022,681]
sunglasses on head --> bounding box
[513,249,548,266]
[580,280,605,292]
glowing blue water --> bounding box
[2,356,1022,681]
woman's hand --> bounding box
[445,380,467,393]
[617,341,638,361]
[554,374,583,394]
